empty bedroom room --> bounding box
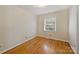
[0,5,78,54]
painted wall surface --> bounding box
[77,6,79,53]
[37,9,69,42]
[69,6,77,53]
[0,6,36,51]
[0,6,7,50]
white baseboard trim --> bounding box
[37,35,69,42]
[50,37,69,42]
[69,42,77,54]
[0,36,36,54]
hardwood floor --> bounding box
[3,36,74,54]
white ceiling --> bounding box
[18,5,69,15]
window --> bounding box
[44,16,56,32]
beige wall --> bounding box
[0,6,6,50]
[0,6,36,51]
[69,6,77,53]
[77,6,79,53]
[37,9,69,41]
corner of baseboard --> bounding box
[69,43,77,54]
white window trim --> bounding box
[44,16,56,32]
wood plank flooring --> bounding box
[3,36,74,54]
